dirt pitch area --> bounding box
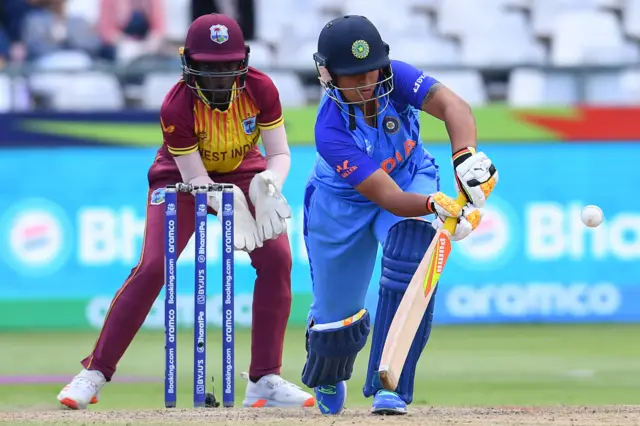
[1,406,639,426]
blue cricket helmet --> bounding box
[314,15,390,75]
[313,15,394,118]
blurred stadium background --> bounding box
[0,0,639,411]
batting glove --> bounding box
[426,192,464,219]
[452,147,499,208]
[433,202,483,241]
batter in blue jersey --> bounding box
[300,16,500,416]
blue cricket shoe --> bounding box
[371,389,408,415]
[315,381,347,415]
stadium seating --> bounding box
[2,0,640,109]
[267,71,308,107]
[165,0,640,107]
[585,69,640,104]
[624,0,640,39]
[429,70,488,106]
[386,35,461,66]
[550,9,639,66]
[29,71,125,111]
[162,0,191,42]
[65,0,100,25]
[0,74,11,112]
[141,73,180,110]
[247,40,275,69]
[507,69,579,106]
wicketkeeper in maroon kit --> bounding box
[57,13,315,410]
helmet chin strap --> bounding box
[363,101,378,125]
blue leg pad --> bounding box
[363,219,438,405]
[301,310,370,388]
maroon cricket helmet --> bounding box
[179,14,250,107]
[185,14,247,62]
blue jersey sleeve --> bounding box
[315,124,379,187]
[389,60,438,110]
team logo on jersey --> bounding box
[351,40,369,59]
[383,116,400,134]
[242,116,257,134]
[151,188,166,205]
[335,160,358,178]
[161,118,175,134]
[210,24,229,44]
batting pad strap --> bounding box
[301,310,371,388]
[380,219,437,292]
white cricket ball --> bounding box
[581,205,604,228]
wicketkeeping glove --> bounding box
[208,184,262,253]
[249,170,292,241]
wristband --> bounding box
[452,147,474,169]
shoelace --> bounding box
[73,377,98,393]
[241,372,303,391]
[269,376,305,391]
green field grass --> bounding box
[21,104,571,147]
[1,324,639,410]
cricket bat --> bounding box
[378,192,468,391]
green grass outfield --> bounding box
[0,324,638,410]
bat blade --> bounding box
[378,192,466,392]
[378,228,453,391]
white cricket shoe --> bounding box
[57,369,106,410]
[242,372,315,408]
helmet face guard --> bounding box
[180,46,250,108]
[314,51,394,119]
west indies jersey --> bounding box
[149,67,284,179]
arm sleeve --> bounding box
[173,151,213,184]
[255,75,285,131]
[160,85,199,156]
[390,60,439,110]
[261,125,291,184]
[316,125,379,187]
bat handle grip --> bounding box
[442,192,468,234]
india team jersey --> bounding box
[312,60,439,202]
[152,67,284,175]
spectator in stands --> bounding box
[21,0,102,68]
[191,0,255,40]
[237,0,255,40]
[191,0,220,21]
[98,0,166,63]
[0,0,31,69]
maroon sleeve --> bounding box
[160,81,199,156]
[250,71,284,130]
